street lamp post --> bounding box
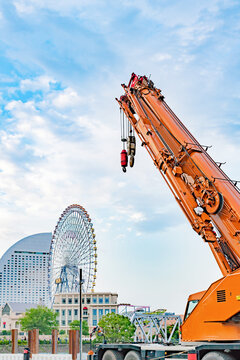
[79,268,83,360]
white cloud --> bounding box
[177,22,217,47]
[130,212,146,222]
[13,1,34,15]
[151,53,172,62]
[51,88,85,109]
[13,0,107,19]
[20,76,54,92]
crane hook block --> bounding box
[121,149,128,172]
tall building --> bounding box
[0,233,51,305]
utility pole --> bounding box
[79,268,83,360]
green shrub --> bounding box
[1,330,11,335]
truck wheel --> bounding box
[124,350,142,360]
[102,350,124,360]
[202,351,235,360]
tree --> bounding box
[167,324,179,342]
[98,313,135,343]
[19,306,58,334]
[69,320,89,335]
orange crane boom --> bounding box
[116,73,240,342]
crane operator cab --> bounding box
[184,291,205,321]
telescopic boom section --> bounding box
[116,73,240,276]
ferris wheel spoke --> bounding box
[49,204,96,303]
[68,238,90,261]
[67,231,90,261]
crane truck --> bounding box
[95,74,240,360]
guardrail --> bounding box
[0,355,72,360]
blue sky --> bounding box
[0,0,240,313]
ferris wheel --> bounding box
[48,204,97,303]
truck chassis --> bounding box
[95,343,240,360]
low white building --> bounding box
[53,292,118,332]
[0,302,38,331]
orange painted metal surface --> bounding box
[116,73,240,342]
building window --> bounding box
[99,309,103,318]
[62,310,65,316]
[92,296,97,304]
[83,309,88,316]
[99,297,103,304]
[111,309,116,313]
[68,298,72,304]
[55,309,59,316]
[86,298,91,304]
[74,298,78,304]
[105,297,109,304]
[62,298,66,304]
[82,298,85,304]
[92,309,97,316]
[62,320,65,326]
[105,309,109,315]
[92,319,97,326]
[74,309,78,316]
[68,310,72,316]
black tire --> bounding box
[102,350,124,360]
[124,350,142,360]
[202,351,235,360]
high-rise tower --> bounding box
[0,233,51,305]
